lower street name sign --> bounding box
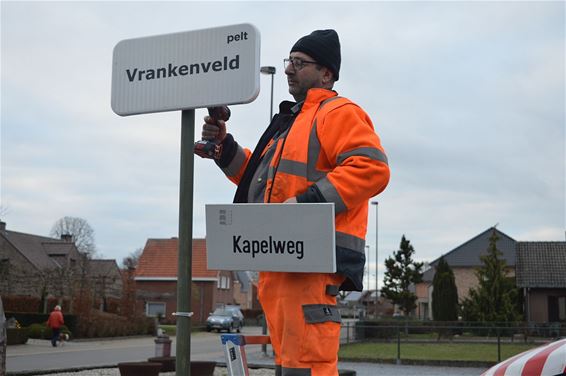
[205,203,336,273]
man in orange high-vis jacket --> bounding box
[198,29,390,376]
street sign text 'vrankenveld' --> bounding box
[111,23,260,116]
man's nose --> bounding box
[284,64,295,75]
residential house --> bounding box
[415,227,517,320]
[363,290,395,318]
[233,271,261,310]
[89,259,123,313]
[135,237,242,324]
[0,221,123,314]
[338,290,394,318]
[516,242,566,323]
[0,221,82,309]
[338,291,366,318]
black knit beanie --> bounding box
[290,29,341,81]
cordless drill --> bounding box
[194,106,231,159]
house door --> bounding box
[548,296,558,322]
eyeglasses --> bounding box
[284,57,318,71]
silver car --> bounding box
[206,307,243,333]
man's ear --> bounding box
[322,67,334,87]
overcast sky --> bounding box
[1,1,564,289]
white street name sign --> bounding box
[205,203,336,273]
[111,23,260,116]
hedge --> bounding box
[26,323,72,340]
[7,328,28,345]
[5,312,77,334]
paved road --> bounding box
[7,328,270,374]
[6,326,489,375]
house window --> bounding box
[146,302,166,317]
[0,258,9,271]
[217,276,230,290]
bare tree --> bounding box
[50,216,97,257]
[122,247,143,269]
[50,217,98,315]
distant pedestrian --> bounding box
[46,305,64,347]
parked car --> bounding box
[206,307,243,333]
[224,305,245,324]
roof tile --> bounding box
[136,238,217,279]
[516,242,566,288]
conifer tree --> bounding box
[461,228,521,322]
[381,235,424,316]
[432,257,459,321]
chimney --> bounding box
[0,221,6,234]
[61,234,73,242]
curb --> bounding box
[6,359,491,376]
[339,357,495,368]
[7,364,117,376]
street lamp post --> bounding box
[365,245,370,291]
[371,201,378,317]
[260,66,276,121]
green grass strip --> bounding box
[339,342,538,362]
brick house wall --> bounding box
[136,270,235,325]
[0,236,39,296]
[135,238,242,325]
[233,280,251,309]
[453,266,515,302]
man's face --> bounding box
[285,52,325,102]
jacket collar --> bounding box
[279,88,338,115]
[302,88,338,110]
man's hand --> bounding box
[201,116,227,142]
[284,197,298,203]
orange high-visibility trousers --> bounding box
[258,271,346,376]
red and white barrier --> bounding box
[482,338,566,376]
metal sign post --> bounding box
[111,23,260,376]
[176,109,195,375]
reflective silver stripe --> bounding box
[316,177,346,213]
[281,367,311,376]
[302,304,341,324]
[319,95,343,109]
[277,159,307,178]
[305,97,346,182]
[306,119,327,181]
[268,129,291,181]
[325,285,340,296]
[337,147,388,165]
[336,231,365,252]
[222,145,247,177]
